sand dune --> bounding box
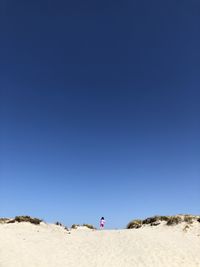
[0,219,200,267]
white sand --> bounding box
[0,221,200,267]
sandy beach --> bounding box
[0,218,200,267]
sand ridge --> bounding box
[0,221,200,267]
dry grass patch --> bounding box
[71,223,96,230]
[183,215,194,224]
[0,218,9,224]
[127,215,192,229]
[83,224,96,230]
[183,224,190,232]
[127,215,200,229]
[159,216,170,222]
[7,216,42,225]
[142,216,169,225]
[166,216,182,226]
[127,219,142,229]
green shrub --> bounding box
[142,216,158,225]
[55,221,63,226]
[71,224,79,229]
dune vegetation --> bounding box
[127,215,200,229]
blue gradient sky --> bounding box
[0,0,200,228]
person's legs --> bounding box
[100,223,104,229]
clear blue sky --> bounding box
[0,0,200,229]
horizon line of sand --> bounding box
[0,214,200,267]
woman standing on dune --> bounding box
[100,217,106,229]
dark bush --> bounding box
[142,217,158,224]
[55,222,63,226]
[71,224,79,229]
